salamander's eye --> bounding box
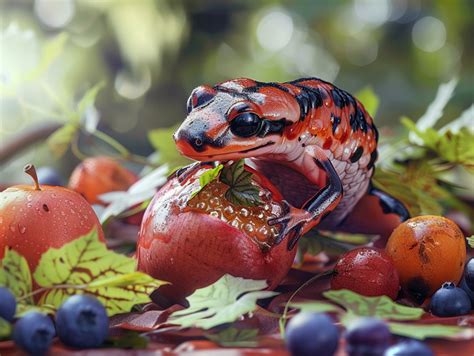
[186,86,215,113]
[230,112,262,138]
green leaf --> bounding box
[46,123,79,159]
[15,303,56,318]
[289,301,344,314]
[355,87,379,117]
[24,33,68,82]
[32,227,165,316]
[0,317,11,340]
[206,327,259,347]
[220,160,263,207]
[169,274,278,329]
[190,164,224,199]
[0,248,33,303]
[148,125,193,172]
[323,290,424,321]
[77,81,106,119]
[388,322,470,340]
[467,236,474,249]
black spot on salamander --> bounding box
[298,137,301,142]
[367,150,378,170]
[350,146,364,163]
[331,115,341,134]
[349,113,358,132]
[302,143,306,147]
[356,107,368,133]
[331,89,344,108]
[293,84,324,121]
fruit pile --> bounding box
[0,287,108,354]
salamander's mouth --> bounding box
[184,141,276,160]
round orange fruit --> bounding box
[385,215,466,302]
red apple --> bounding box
[136,163,296,301]
[0,165,105,273]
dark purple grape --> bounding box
[346,317,391,356]
[55,295,108,348]
[384,339,433,356]
[0,287,16,322]
[13,312,55,355]
[464,258,474,291]
[286,312,339,356]
[430,282,471,317]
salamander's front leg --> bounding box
[269,147,343,250]
[175,161,217,183]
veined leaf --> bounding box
[169,274,278,329]
[148,125,192,172]
[0,248,33,303]
[206,327,259,347]
[32,227,166,315]
[46,123,79,159]
[323,289,424,321]
[190,164,224,199]
[15,303,56,318]
[220,160,263,207]
[355,86,379,117]
[388,322,471,340]
[289,301,344,314]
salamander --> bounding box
[174,77,409,249]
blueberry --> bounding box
[286,312,339,356]
[384,339,433,356]
[55,295,108,348]
[0,287,16,322]
[460,277,474,306]
[430,282,471,317]
[346,318,391,356]
[36,167,64,186]
[13,312,55,355]
[464,258,474,291]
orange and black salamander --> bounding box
[174,77,409,249]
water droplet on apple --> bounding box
[19,225,26,234]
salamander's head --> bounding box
[174,78,301,161]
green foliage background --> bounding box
[0,0,472,218]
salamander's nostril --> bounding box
[194,138,203,147]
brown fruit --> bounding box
[136,164,296,301]
[386,215,466,301]
[331,247,400,299]
[0,165,105,273]
[68,156,137,205]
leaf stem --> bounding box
[278,269,334,338]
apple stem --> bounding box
[24,164,41,191]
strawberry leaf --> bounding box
[169,274,278,329]
[388,322,470,340]
[190,164,224,199]
[0,248,33,303]
[323,289,424,321]
[220,160,263,207]
[32,227,166,316]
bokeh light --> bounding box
[256,9,294,52]
[34,0,75,29]
[412,16,447,53]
